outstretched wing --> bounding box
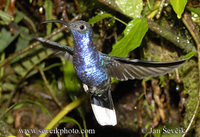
[12,22,74,61]
[100,53,185,81]
[33,36,74,62]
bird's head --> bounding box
[42,20,93,41]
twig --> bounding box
[37,66,62,108]
[182,12,200,48]
[156,0,166,19]
[181,12,200,137]
[113,16,127,25]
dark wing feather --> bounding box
[35,37,73,61]
[100,53,185,81]
[12,22,74,61]
[54,51,73,62]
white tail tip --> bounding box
[91,104,117,126]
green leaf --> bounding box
[115,0,143,18]
[2,82,15,91]
[15,27,32,52]
[44,0,53,35]
[62,60,81,96]
[0,10,13,25]
[14,10,24,23]
[0,28,19,52]
[15,37,30,52]
[109,18,148,57]
[88,13,112,25]
[187,7,200,16]
[170,0,187,19]
[25,133,31,137]
[89,13,127,25]
[60,116,83,137]
[183,51,196,59]
[124,19,138,35]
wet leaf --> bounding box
[170,0,187,19]
[116,0,143,18]
[109,18,148,57]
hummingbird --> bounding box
[30,20,185,126]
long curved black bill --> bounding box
[42,20,69,27]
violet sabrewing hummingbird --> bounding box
[34,20,186,126]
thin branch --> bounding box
[156,0,166,19]
[182,12,200,48]
[37,66,62,108]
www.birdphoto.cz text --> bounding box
[18,128,95,135]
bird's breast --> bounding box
[73,45,108,87]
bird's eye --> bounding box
[79,25,85,30]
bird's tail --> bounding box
[90,90,117,126]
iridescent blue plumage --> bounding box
[71,28,108,88]
[38,19,186,126]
